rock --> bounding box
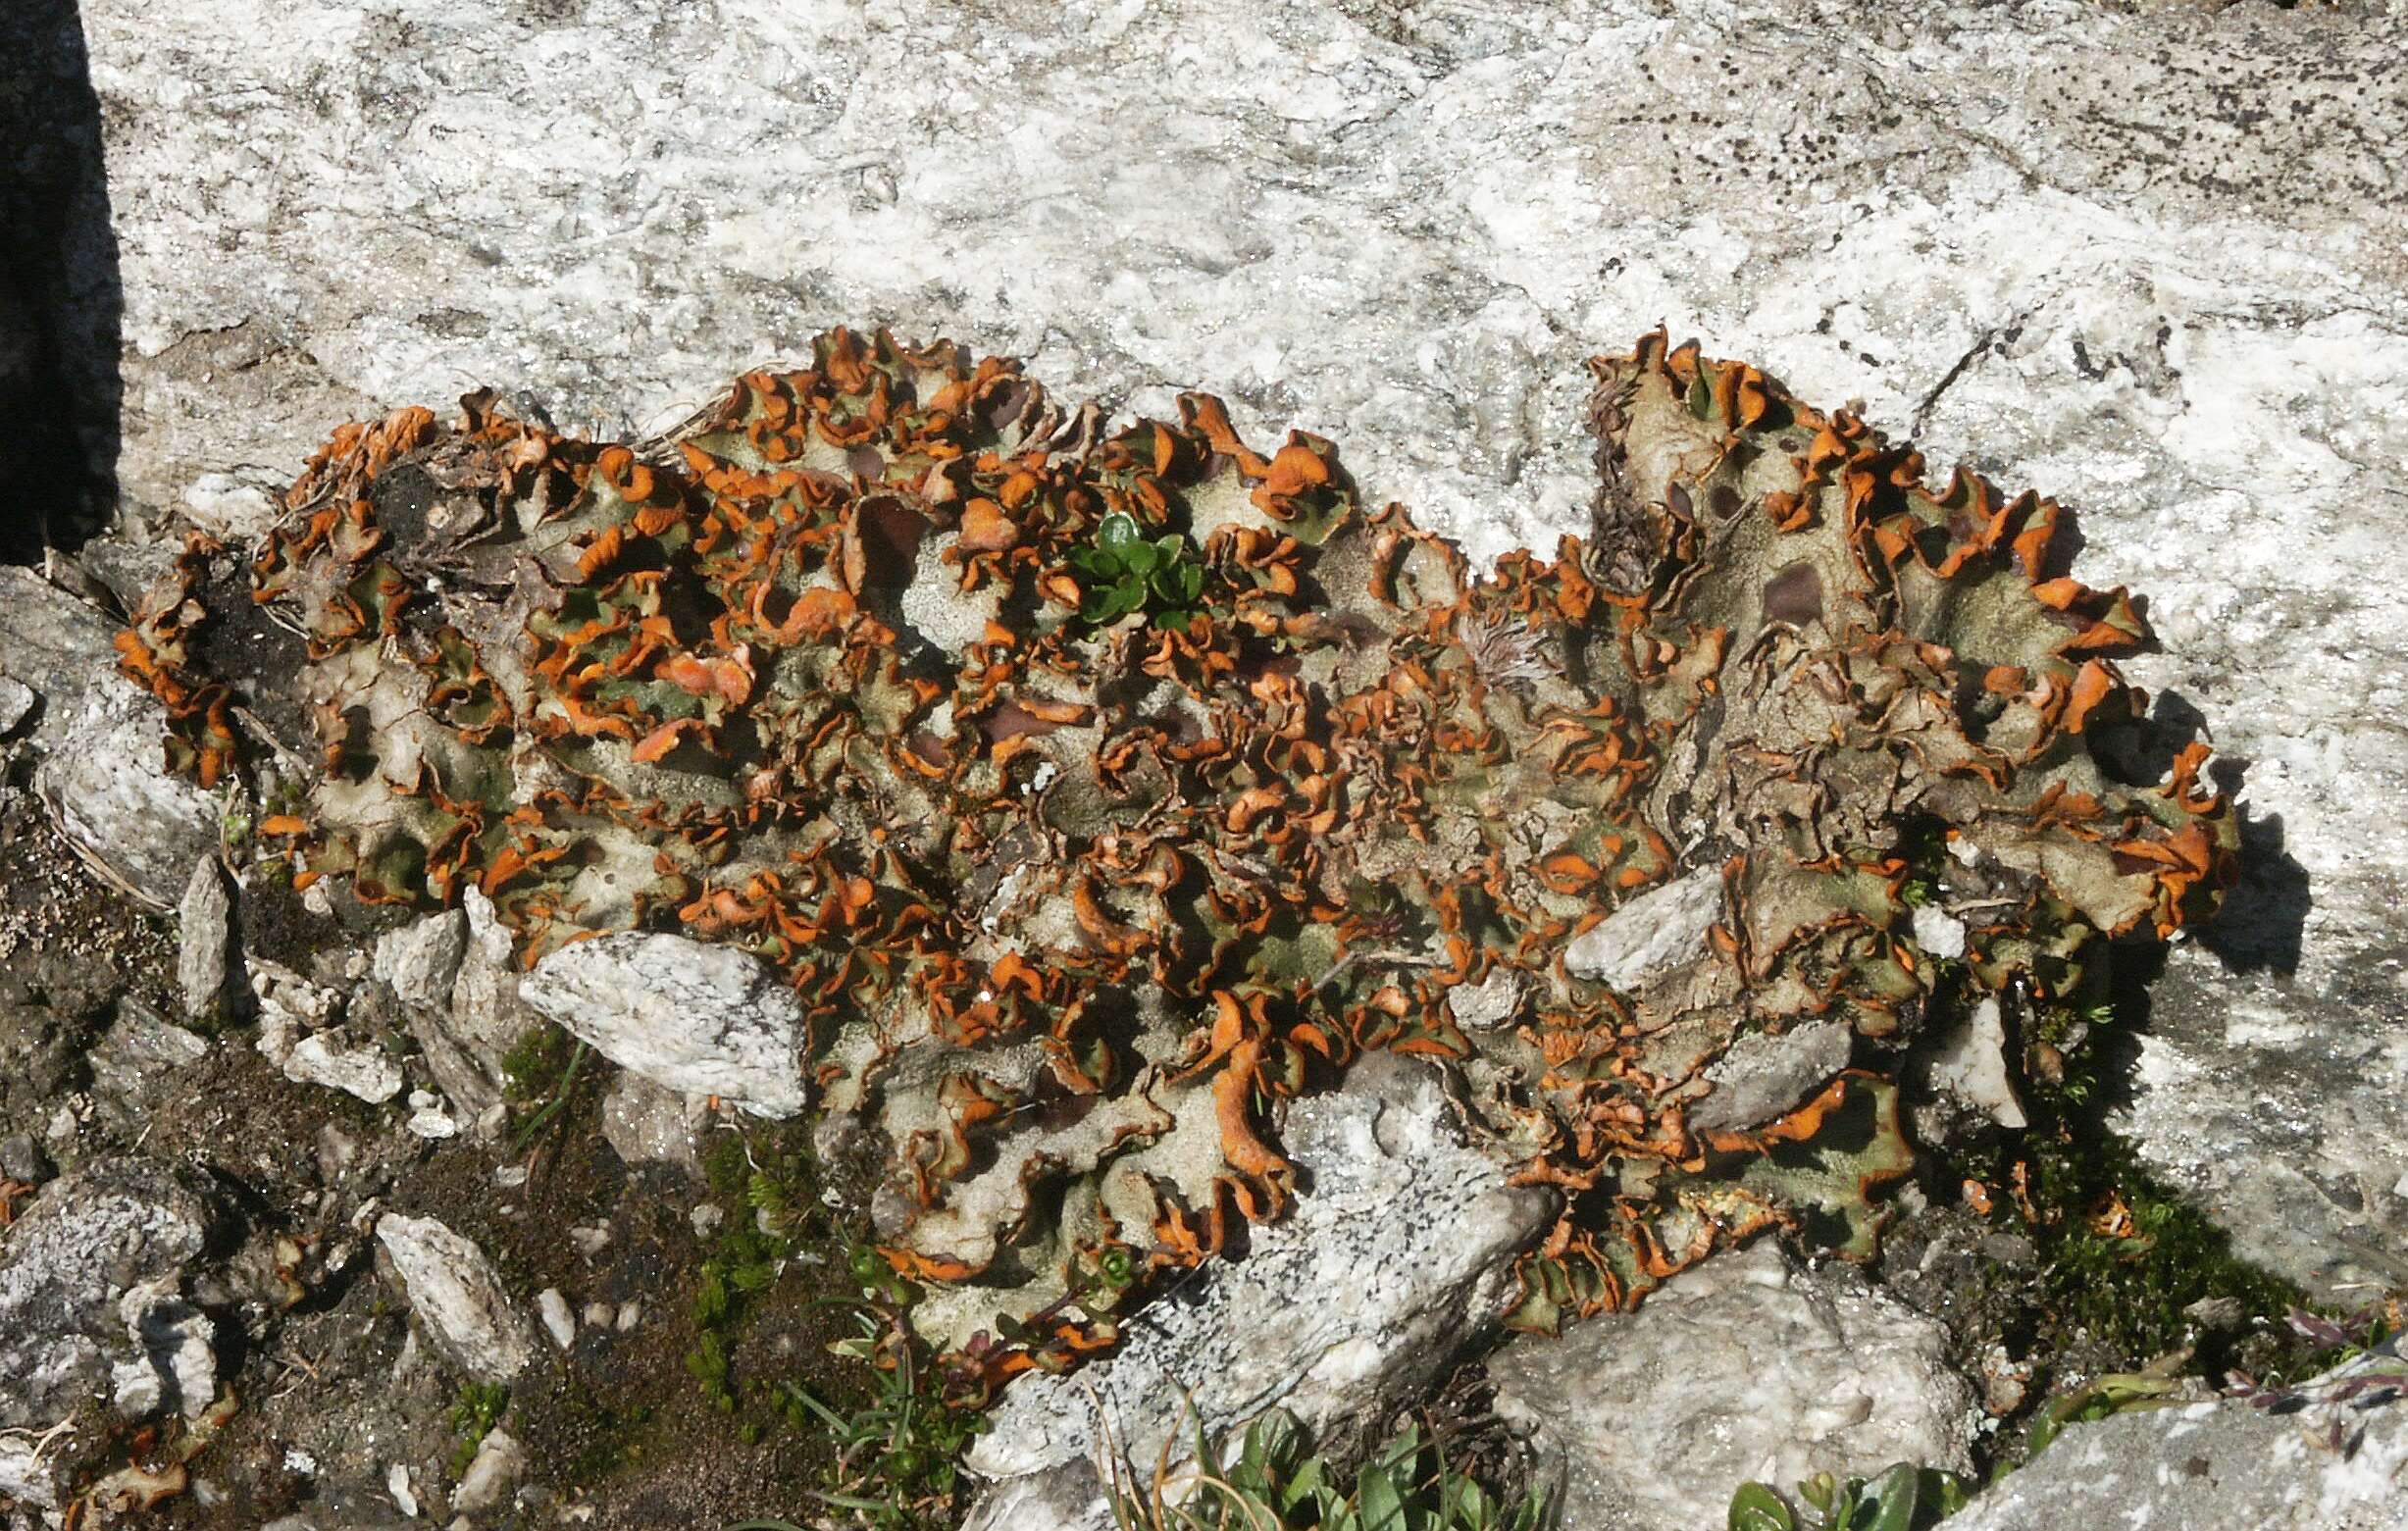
[960,1461,1115,1531]
[178,470,282,542]
[109,1275,217,1419]
[0,676,32,737]
[176,856,235,1023]
[1488,1240,1975,1531]
[1912,904,1969,960]
[0,567,118,757]
[1563,864,1723,991]
[1946,1358,2408,1531]
[1691,1019,1854,1135]
[536,1288,574,1351]
[0,1159,212,1504]
[79,0,2408,1299]
[372,909,467,1013]
[598,1071,707,1175]
[32,670,222,910]
[283,1033,404,1104]
[86,1000,210,1125]
[374,1214,535,1384]
[963,1055,1550,1489]
[519,933,808,1118]
[450,1426,524,1514]
[1923,996,2028,1132]
[391,889,539,1131]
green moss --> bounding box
[500,1022,577,1102]
[445,1381,509,1479]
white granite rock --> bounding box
[1488,1240,1976,1531]
[374,1214,535,1385]
[520,933,809,1118]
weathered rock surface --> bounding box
[175,855,233,1023]
[1690,1019,1854,1136]
[520,933,809,1118]
[0,567,118,756]
[961,1461,1115,1531]
[373,1214,535,1385]
[2,566,220,908]
[962,1055,1550,1500]
[1488,1240,1976,1531]
[1948,1361,2407,1531]
[0,1159,213,1505]
[1563,863,1723,993]
[75,0,2408,1295]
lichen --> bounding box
[117,329,2235,1391]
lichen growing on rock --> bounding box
[115,329,2235,1391]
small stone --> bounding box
[387,1461,418,1517]
[690,1204,724,1239]
[376,1214,535,1383]
[374,909,469,1013]
[521,933,808,1117]
[598,1071,707,1173]
[109,1276,217,1420]
[1912,903,1968,959]
[1447,967,1525,1030]
[452,1427,525,1513]
[0,1133,50,1184]
[1489,1241,1974,1530]
[32,672,223,910]
[537,1288,575,1351]
[1563,864,1724,992]
[581,1301,612,1330]
[615,1301,640,1332]
[965,1056,1549,1485]
[1691,1019,1853,1134]
[283,1034,405,1104]
[567,1224,610,1257]
[405,1091,459,1140]
[176,857,236,1024]
[1926,996,2026,1130]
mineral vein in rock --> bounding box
[118,329,2234,1379]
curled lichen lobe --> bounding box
[120,327,2234,1378]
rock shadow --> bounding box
[0,0,121,563]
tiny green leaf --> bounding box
[1728,1482,1795,1531]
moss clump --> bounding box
[119,329,2238,1387]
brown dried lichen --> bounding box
[119,329,2234,1388]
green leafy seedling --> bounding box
[1072,513,1207,629]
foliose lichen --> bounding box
[117,329,2235,1391]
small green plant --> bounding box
[446,1381,509,1477]
[780,1300,988,1528]
[1070,513,1206,629]
[1107,1404,1554,1531]
[1728,1463,1971,1531]
[2225,1304,2407,1452]
[2021,1373,2181,1458]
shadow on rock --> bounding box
[0,0,121,563]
